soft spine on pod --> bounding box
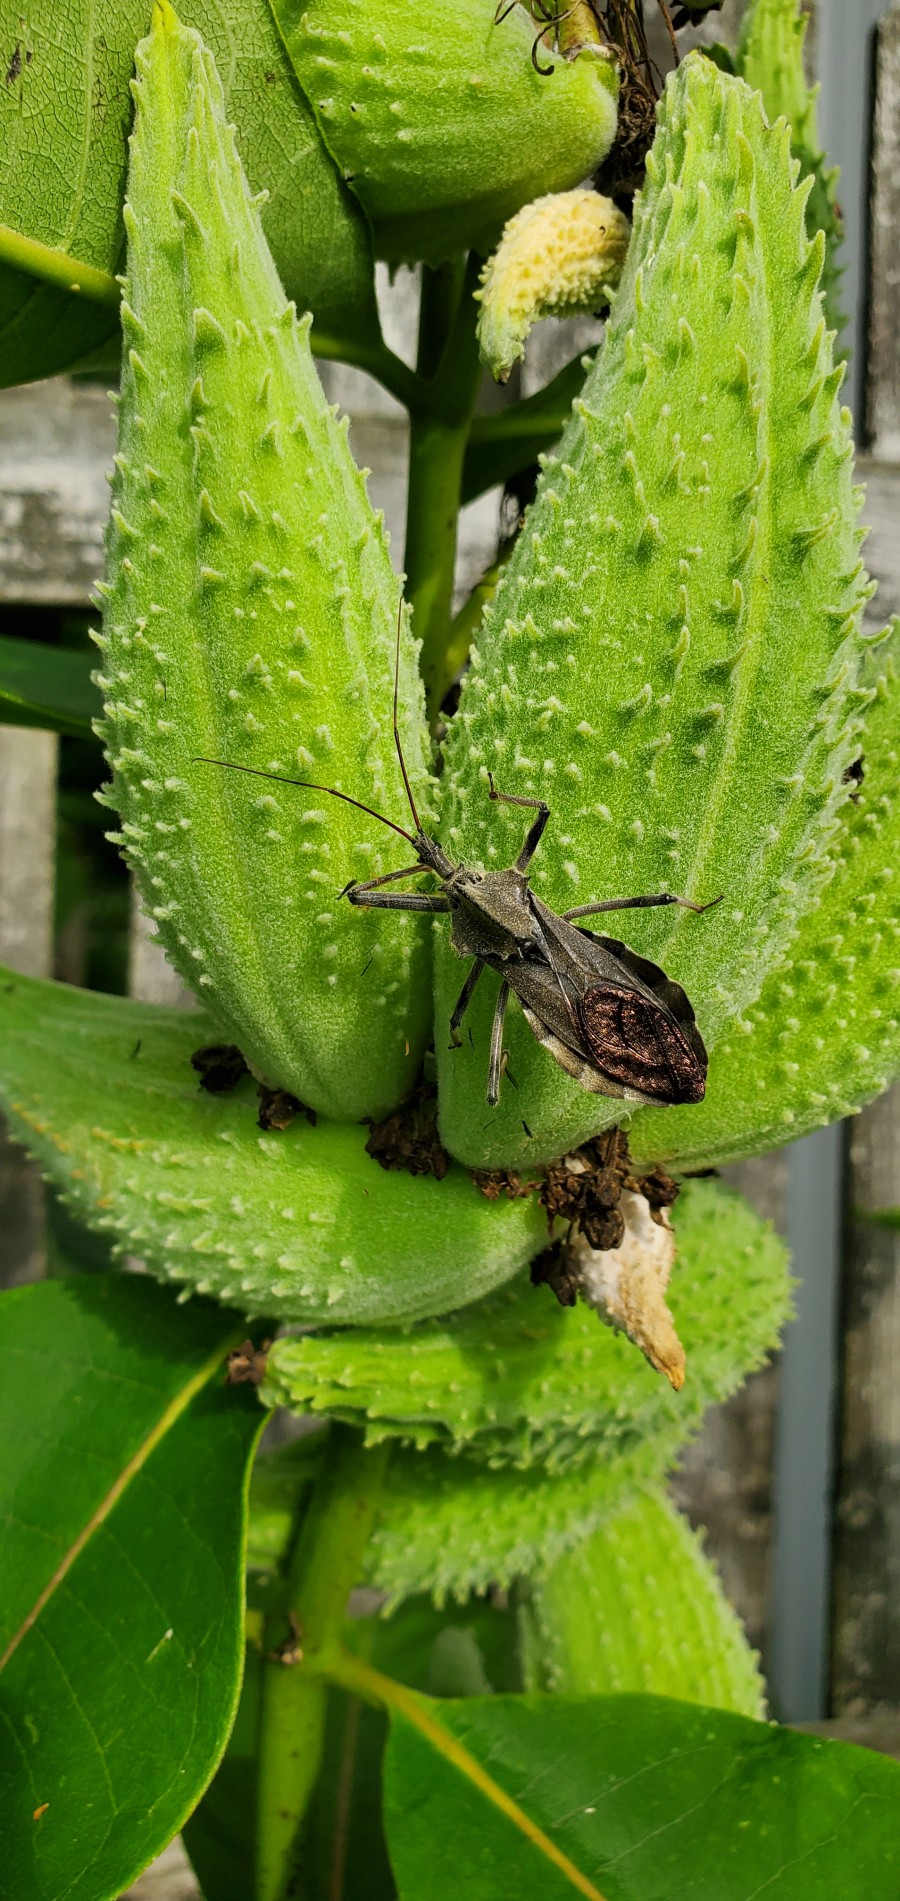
[633,633,900,1170]
[262,1177,790,1469]
[96,2,433,1122]
[521,1489,765,1718]
[436,52,872,1171]
[737,0,845,344]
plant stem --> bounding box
[255,1425,390,1901]
[318,1651,609,1901]
[405,254,484,725]
[311,329,427,414]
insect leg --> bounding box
[346,891,451,913]
[339,864,429,901]
[448,960,485,1047]
[563,892,724,920]
[486,772,550,871]
[487,979,511,1106]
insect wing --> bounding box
[526,898,707,1105]
[576,928,708,1104]
[500,897,656,1102]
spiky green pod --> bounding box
[263,1178,790,1468]
[437,53,870,1170]
[98,4,432,1122]
[0,974,545,1326]
[521,1489,765,1718]
[737,0,845,345]
[633,634,900,1170]
[364,1438,674,1608]
[270,0,619,265]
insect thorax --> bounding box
[447,866,538,963]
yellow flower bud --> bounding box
[476,187,630,382]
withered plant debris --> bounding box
[576,1189,684,1388]
[484,1126,686,1385]
[365,1081,450,1180]
[226,1339,270,1385]
[471,1167,540,1200]
[191,1043,249,1093]
[257,1084,317,1132]
[530,1241,581,1307]
[843,756,864,803]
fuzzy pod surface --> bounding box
[363,1437,675,1608]
[436,53,871,1170]
[737,0,845,345]
[98,5,432,1122]
[263,1178,791,1469]
[269,0,619,265]
[521,1488,764,1718]
[633,635,900,1170]
[0,973,546,1326]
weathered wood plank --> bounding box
[829,0,900,1724]
[0,380,114,605]
[867,2,900,458]
[832,1090,900,1714]
[0,725,57,1286]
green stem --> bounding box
[311,329,427,414]
[0,223,120,306]
[405,254,484,725]
[255,1425,390,1901]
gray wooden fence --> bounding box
[0,5,898,1894]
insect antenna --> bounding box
[392,601,423,835]
[193,758,416,846]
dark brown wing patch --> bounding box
[577,984,707,1104]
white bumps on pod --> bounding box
[99,3,433,1122]
[271,0,619,264]
[437,52,872,1170]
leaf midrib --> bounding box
[329,1652,610,1901]
[0,1329,243,1675]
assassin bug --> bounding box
[198,616,719,1109]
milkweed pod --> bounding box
[270,0,619,264]
[99,3,434,1121]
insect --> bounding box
[198,618,720,1110]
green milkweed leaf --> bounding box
[437,52,871,1171]
[0,0,377,390]
[0,1275,262,1901]
[0,970,546,1327]
[380,1690,900,1901]
[0,635,99,737]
